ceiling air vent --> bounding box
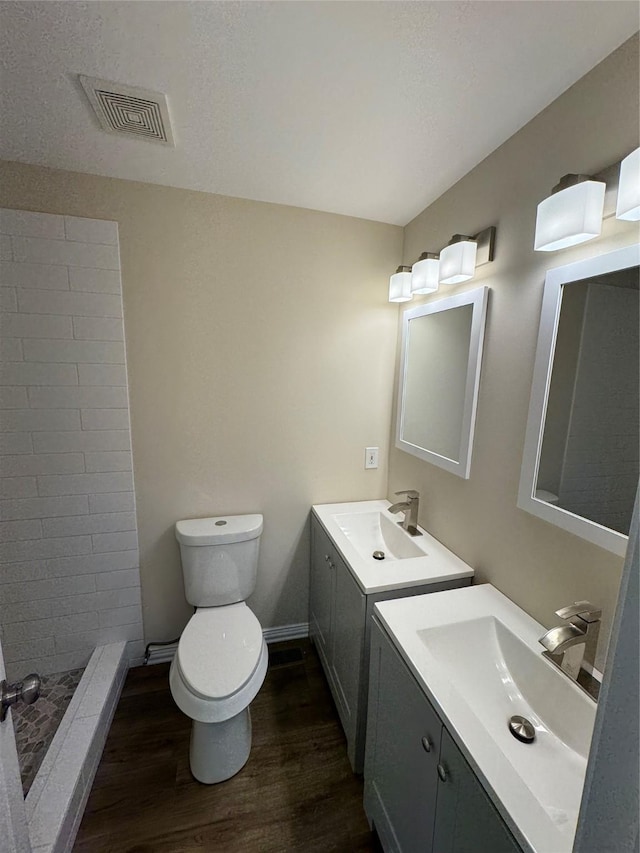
[79,75,175,146]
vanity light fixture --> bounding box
[411,252,440,294]
[616,147,640,222]
[389,265,413,302]
[439,235,478,285]
[388,226,496,303]
[534,174,606,252]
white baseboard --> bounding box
[263,622,309,643]
[145,644,177,665]
[144,621,309,666]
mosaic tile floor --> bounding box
[13,668,84,795]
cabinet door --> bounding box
[433,728,522,853]
[329,552,365,767]
[364,622,441,853]
[309,518,334,669]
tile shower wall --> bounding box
[0,208,143,680]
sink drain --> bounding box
[372,550,385,560]
[508,715,536,744]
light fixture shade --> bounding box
[439,238,477,285]
[411,254,440,294]
[616,147,640,221]
[534,179,605,251]
[389,266,412,302]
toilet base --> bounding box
[189,707,252,784]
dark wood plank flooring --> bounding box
[74,639,378,853]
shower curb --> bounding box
[26,642,127,853]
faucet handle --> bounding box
[395,489,419,500]
[556,601,601,623]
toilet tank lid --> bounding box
[175,514,263,546]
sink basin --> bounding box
[418,616,594,761]
[419,615,595,774]
[312,500,474,595]
[332,511,426,560]
[374,585,598,853]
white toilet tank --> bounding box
[175,514,263,607]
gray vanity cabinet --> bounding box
[309,513,471,774]
[310,516,366,767]
[365,619,522,853]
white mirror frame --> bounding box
[396,286,489,479]
[518,243,640,557]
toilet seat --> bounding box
[177,602,263,700]
[169,602,268,724]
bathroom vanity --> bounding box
[310,500,474,772]
[365,585,597,853]
[365,617,521,853]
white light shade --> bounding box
[616,148,640,221]
[438,239,477,285]
[534,180,605,251]
[389,269,412,302]
[411,256,440,294]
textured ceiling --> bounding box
[0,1,637,225]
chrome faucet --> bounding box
[388,490,422,537]
[539,601,601,682]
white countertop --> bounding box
[312,500,474,594]
[374,584,595,853]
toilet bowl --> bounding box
[169,604,268,783]
[169,514,266,783]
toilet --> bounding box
[169,514,268,784]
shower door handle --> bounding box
[0,674,41,722]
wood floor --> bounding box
[73,640,379,853]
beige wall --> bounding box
[0,164,402,640]
[389,35,640,669]
[1,35,637,667]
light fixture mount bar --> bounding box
[552,174,593,193]
[472,226,496,268]
[595,161,623,219]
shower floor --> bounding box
[13,668,84,795]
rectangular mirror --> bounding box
[396,286,489,478]
[518,244,639,556]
